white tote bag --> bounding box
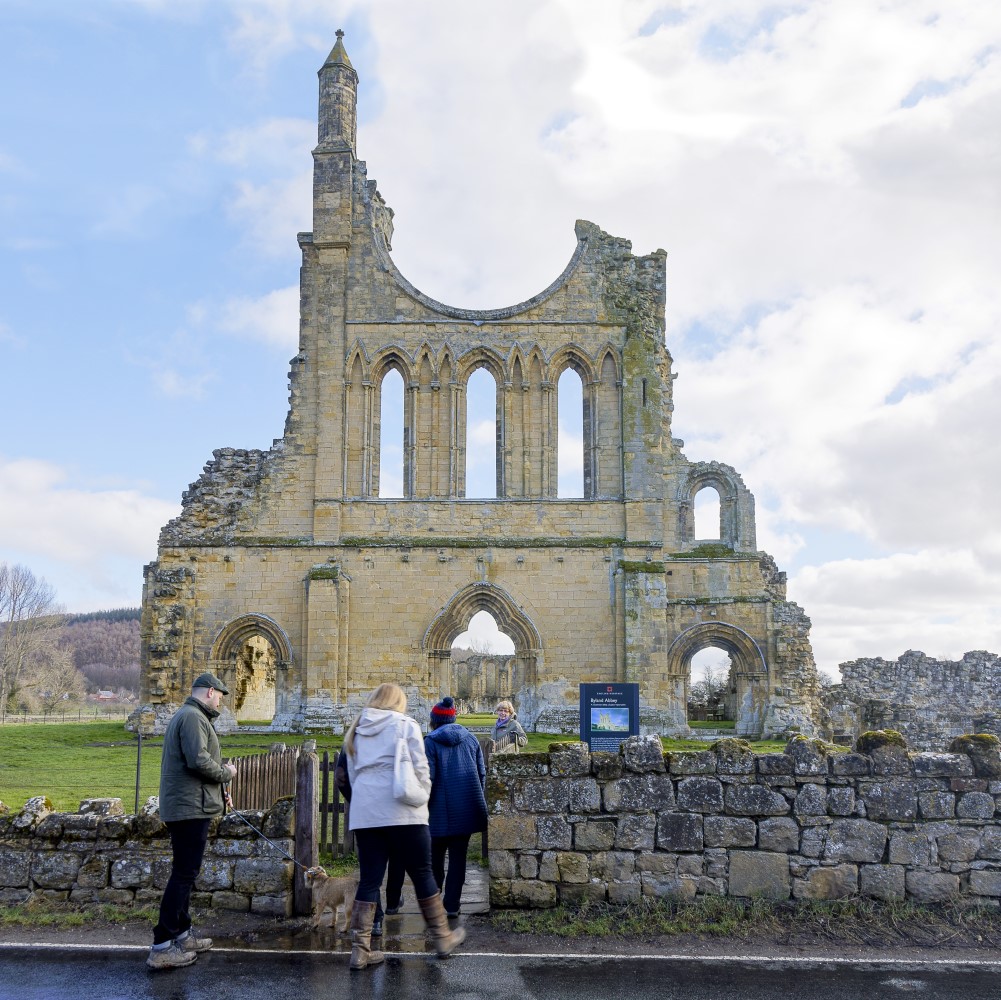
[393,734,429,807]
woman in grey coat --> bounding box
[492,699,528,754]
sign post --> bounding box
[579,682,640,752]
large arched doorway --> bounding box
[209,614,293,724]
[423,583,542,716]
[667,622,767,737]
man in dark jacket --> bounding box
[147,672,238,970]
[424,697,488,917]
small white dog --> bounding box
[303,866,359,932]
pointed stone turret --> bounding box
[312,29,358,244]
[317,29,358,154]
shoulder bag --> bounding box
[393,733,429,807]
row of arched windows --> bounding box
[377,366,587,498]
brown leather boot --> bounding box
[348,900,385,970]
[417,893,466,957]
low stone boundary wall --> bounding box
[487,733,1001,907]
[0,796,295,915]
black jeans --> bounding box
[384,854,406,910]
[153,818,210,944]
[354,824,437,905]
[431,833,471,914]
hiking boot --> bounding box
[146,942,197,970]
[177,930,213,953]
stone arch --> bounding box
[370,346,414,385]
[344,341,371,376]
[549,344,597,384]
[208,614,293,723]
[675,461,756,551]
[456,346,506,385]
[667,622,767,737]
[423,582,542,709]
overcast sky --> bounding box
[1,0,999,679]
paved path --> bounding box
[2,946,1000,999]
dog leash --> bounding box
[224,787,310,872]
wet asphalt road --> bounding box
[2,947,1000,1000]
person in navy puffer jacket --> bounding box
[424,697,488,917]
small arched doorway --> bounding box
[687,645,732,725]
[449,610,516,713]
[209,614,293,724]
[667,622,767,737]
[423,583,541,715]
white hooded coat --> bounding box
[345,707,431,830]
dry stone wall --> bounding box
[487,734,1001,908]
[0,796,295,915]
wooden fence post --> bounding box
[477,734,492,856]
[293,746,319,916]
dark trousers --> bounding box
[354,824,437,905]
[384,854,406,909]
[153,818,210,945]
[431,833,471,914]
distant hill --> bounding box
[60,608,141,695]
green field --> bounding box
[0,720,785,813]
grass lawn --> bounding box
[0,720,786,813]
[0,722,344,813]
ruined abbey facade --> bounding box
[134,33,823,737]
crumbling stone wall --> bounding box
[0,796,294,915]
[137,32,823,739]
[487,734,1001,907]
[825,650,1001,751]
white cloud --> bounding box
[193,118,315,172]
[0,457,178,612]
[90,183,166,239]
[225,172,312,257]
[0,320,21,347]
[792,548,1001,673]
[152,368,214,399]
[218,285,299,350]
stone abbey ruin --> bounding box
[142,32,1001,743]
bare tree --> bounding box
[0,563,65,718]
[690,660,728,707]
[22,643,86,713]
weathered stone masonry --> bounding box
[824,650,1001,751]
[137,32,823,739]
[0,796,294,915]
[487,734,1001,907]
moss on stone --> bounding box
[619,561,665,573]
[786,734,847,756]
[711,737,754,755]
[243,537,309,547]
[856,730,908,755]
[548,741,588,753]
[307,565,339,581]
[949,734,1001,752]
[340,536,625,549]
[670,543,736,559]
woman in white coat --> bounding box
[344,683,466,970]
